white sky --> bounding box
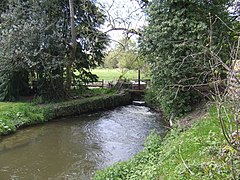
[96,0,146,48]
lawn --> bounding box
[91,68,149,81]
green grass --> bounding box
[91,68,149,81]
[0,89,122,136]
[0,102,45,135]
[94,105,237,179]
[0,102,26,112]
[70,87,116,98]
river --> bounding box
[0,105,166,180]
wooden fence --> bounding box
[85,80,105,88]
[85,79,151,89]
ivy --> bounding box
[140,0,234,118]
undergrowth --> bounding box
[0,102,46,135]
[94,105,238,179]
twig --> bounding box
[179,142,194,175]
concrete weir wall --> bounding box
[48,93,132,119]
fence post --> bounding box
[138,69,141,90]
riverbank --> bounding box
[0,104,165,179]
[94,104,238,179]
[0,93,131,136]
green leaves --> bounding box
[103,38,140,70]
[0,0,108,101]
[140,0,232,117]
[0,119,15,135]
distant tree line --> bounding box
[103,39,139,70]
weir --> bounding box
[128,89,145,101]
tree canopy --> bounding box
[0,0,109,101]
[103,38,140,70]
[140,0,236,117]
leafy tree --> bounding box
[0,0,38,100]
[66,0,108,90]
[104,50,119,69]
[104,38,139,70]
[0,0,8,19]
[0,0,66,100]
[140,0,234,117]
[0,0,108,101]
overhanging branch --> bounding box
[104,27,142,36]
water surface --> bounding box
[0,105,166,179]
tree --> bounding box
[104,38,140,70]
[103,50,119,69]
[68,0,108,86]
[0,0,108,101]
[0,0,41,100]
[0,0,8,21]
[140,0,234,117]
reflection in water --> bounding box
[0,105,166,180]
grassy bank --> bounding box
[95,105,238,179]
[0,93,131,136]
[44,93,131,119]
[0,102,46,135]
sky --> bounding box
[96,0,146,48]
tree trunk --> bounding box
[66,0,77,91]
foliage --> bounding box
[104,39,140,70]
[94,105,239,179]
[139,0,234,117]
[209,24,240,176]
[104,51,121,69]
[144,87,161,109]
[86,88,116,96]
[70,87,116,98]
[0,0,108,101]
[0,102,45,135]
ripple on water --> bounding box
[0,105,166,180]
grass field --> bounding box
[91,68,149,81]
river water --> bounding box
[0,105,166,180]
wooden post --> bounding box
[102,79,104,88]
[138,69,140,90]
